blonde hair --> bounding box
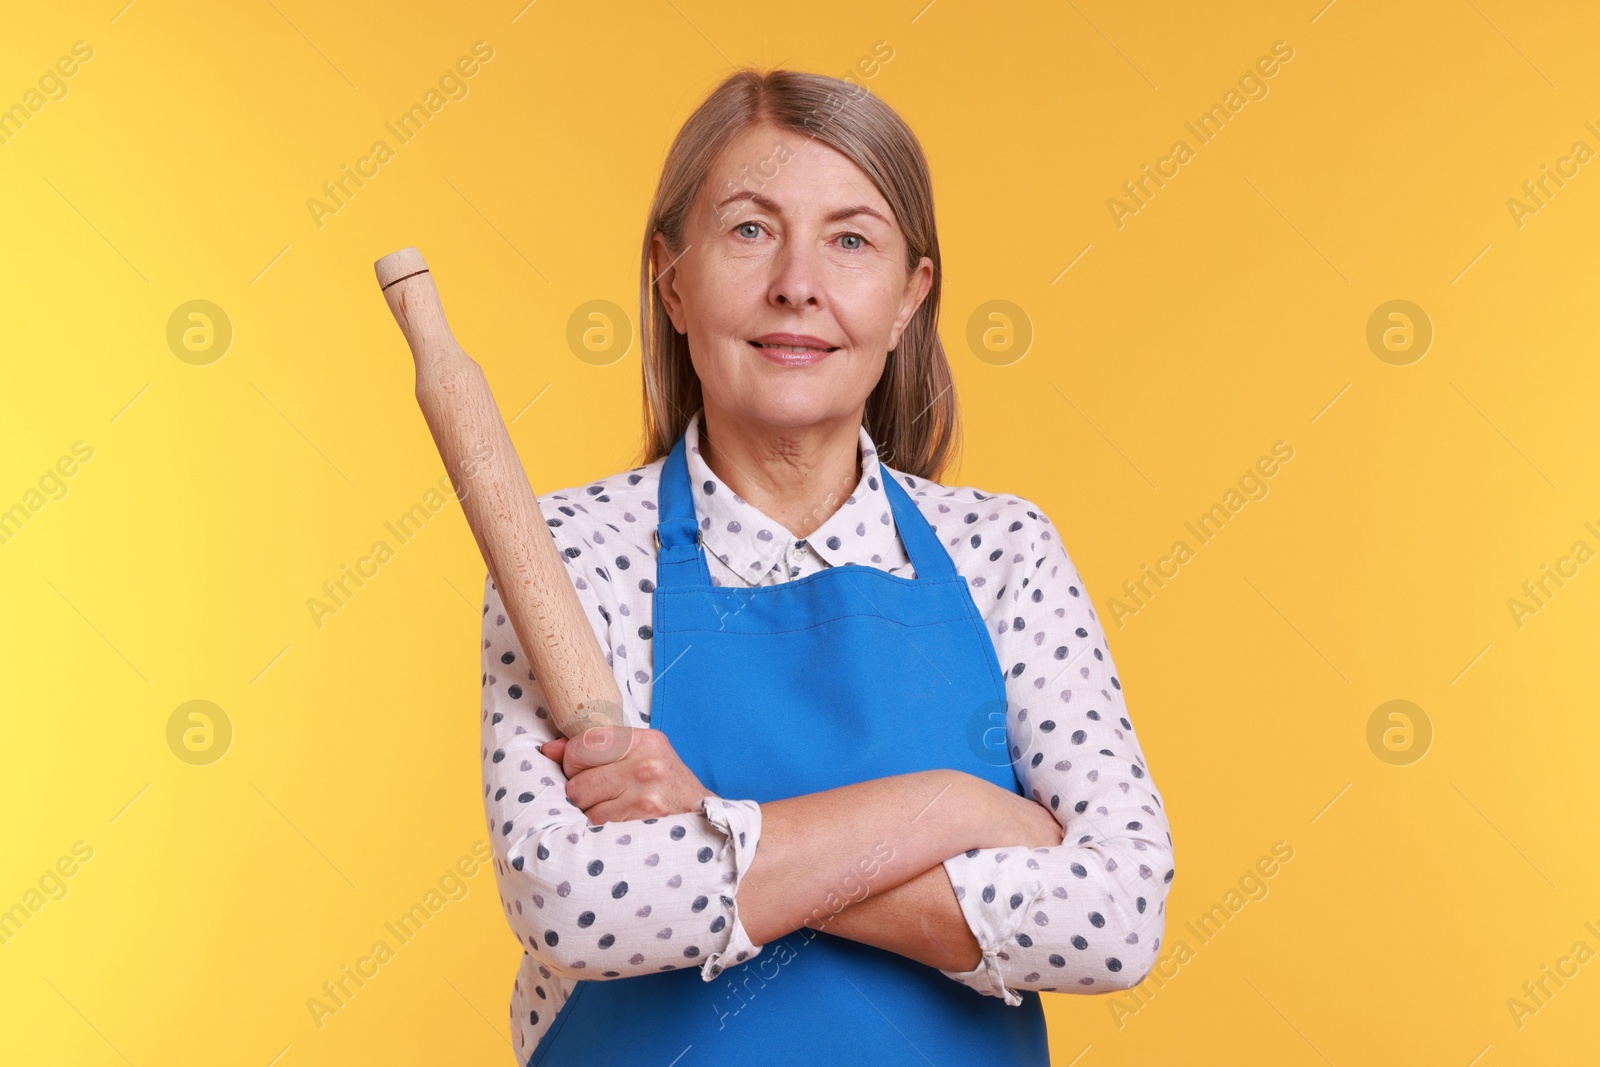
[632,67,960,481]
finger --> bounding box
[538,737,567,762]
[565,763,626,813]
[580,798,638,826]
[562,725,639,774]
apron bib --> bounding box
[527,431,1050,1067]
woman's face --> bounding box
[652,121,934,436]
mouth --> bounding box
[749,340,839,365]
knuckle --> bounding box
[582,724,625,756]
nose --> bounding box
[767,238,823,308]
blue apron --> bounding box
[527,430,1050,1067]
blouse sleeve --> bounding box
[937,499,1175,1003]
[480,497,766,984]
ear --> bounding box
[888,255,934,351]
[651,231,689,335]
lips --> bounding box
[752,343,834,366]
[748,332,840,353]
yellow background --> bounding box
[3,0,1597,1063]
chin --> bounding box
[728,390,862,433]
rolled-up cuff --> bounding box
[936,854,1045,1006]
[697,796,765,981]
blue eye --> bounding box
[732,222,867,250]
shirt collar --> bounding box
[683,406,902,585]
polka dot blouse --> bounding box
[481,407,1174,1059]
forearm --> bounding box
[795,777,1065,975]
[813,860,982,971]
[736,769,988,947]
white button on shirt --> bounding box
[480,407,1174,1060]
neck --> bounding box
[698,406,862,540]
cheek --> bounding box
[843,275,905,331]
[686,263,762,327]
[704,300,759,346]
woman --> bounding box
[480,68,1174,1066]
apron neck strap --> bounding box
[879,467,955,581]
[654,425,956,588]
[655,431,713,588]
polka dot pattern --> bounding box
[486,409,1173,1057]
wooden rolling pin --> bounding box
[375,246,622,735]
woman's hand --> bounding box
[980,781,1067,850]
[539,725,714,825]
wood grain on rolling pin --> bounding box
[375,246,622,736]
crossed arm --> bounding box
[807,845,985,971]
[724,734,1172,1002]
[531,717,1049,971]
[733,768,1057,972]
[503,697,1166,1002]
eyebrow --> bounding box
[713,190,892,228]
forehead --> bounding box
[702,122,890,218]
